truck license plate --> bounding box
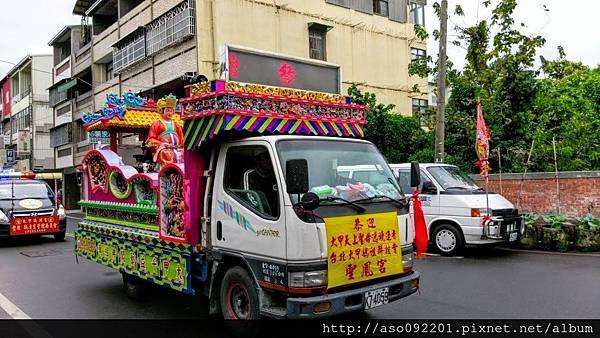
[509,232,518,242]
[364,287,389,309]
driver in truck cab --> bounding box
[243,149,278,215]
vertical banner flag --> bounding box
[475,100,491,177]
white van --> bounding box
[338,163,522,255]
[389,163,522,255]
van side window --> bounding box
[398,170,432,193]
[223,145,280,219]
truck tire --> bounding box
[54,230,66,242]
[122,273,150,301]
[432,224,463,256]
[220,266,260,320]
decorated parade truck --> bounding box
[74,79,421,319]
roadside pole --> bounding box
[435,0,448,163]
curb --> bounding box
[497,247,600,257]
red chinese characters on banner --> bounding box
[325,212,403,288]
[9,216,59,236]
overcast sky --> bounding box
[425,0,600,71]
[0,0,598,78]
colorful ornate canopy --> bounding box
[181,80,367,150]
[83,91,182,132]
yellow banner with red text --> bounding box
[325,212,403,289]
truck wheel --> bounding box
[122,273,150,301]
[54,230,66,242]
[432,224,463,256]
[220,266,260,320]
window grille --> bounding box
[145,0,195,56]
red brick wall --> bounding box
[474,172,600,217]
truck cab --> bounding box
[390,163,522,255]
[208,135,418,318]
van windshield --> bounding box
[277,139,402,203]
[427,166,481,190]
[0,182,54,200]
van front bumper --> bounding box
[286,271,420,319]
[0,218,67,237]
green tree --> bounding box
[529,66,600,171]
[347,85,434,164]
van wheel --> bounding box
[220,266,260,320]
[122,273,150,301]
[432,224,463,256]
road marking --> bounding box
[66,215,83,221]
[0,291,30,319]
[0,287,54,338]
[66,233,74,238]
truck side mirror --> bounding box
[286,159,309,194]
[410,161,421,187]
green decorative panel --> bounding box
[75,223,193,294]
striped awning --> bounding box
[184,113,364,150]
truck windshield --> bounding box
[427,166,481,190]
[277,139,402,203]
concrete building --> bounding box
[2,55,54,171]
[72,0,198,110]
[71,0,426,113]
[0,75,11,165]
[48,25,94,209]
[196,0,428,113]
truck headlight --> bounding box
[0,210,9,223]
[288,270,328,288]
[57,205,66,220]
[402,244,414,272]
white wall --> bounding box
[31,55,53,97]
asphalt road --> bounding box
[0,215,599,319]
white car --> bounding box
[389,163,522,255]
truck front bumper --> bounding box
[286,271,420,319]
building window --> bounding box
[113,31,146,74]
[57,147,72,157]
[106,62,114,81]
[411,48,426,61]
[57,104,71,117]
[373,0,389,16]
[410,1,425,25]
[412,98,428,125]
[50,124,73,148]
[145,0,195,56]
[309,27,327,61]
[11,107,31,132]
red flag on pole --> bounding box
[475,100,491,177]
[412,189,428,259]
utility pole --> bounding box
[435,0,448,163]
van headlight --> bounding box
[471,208,492,217]
[0,210,9,223]
[57,205,66,220]
[288,270,328,288]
